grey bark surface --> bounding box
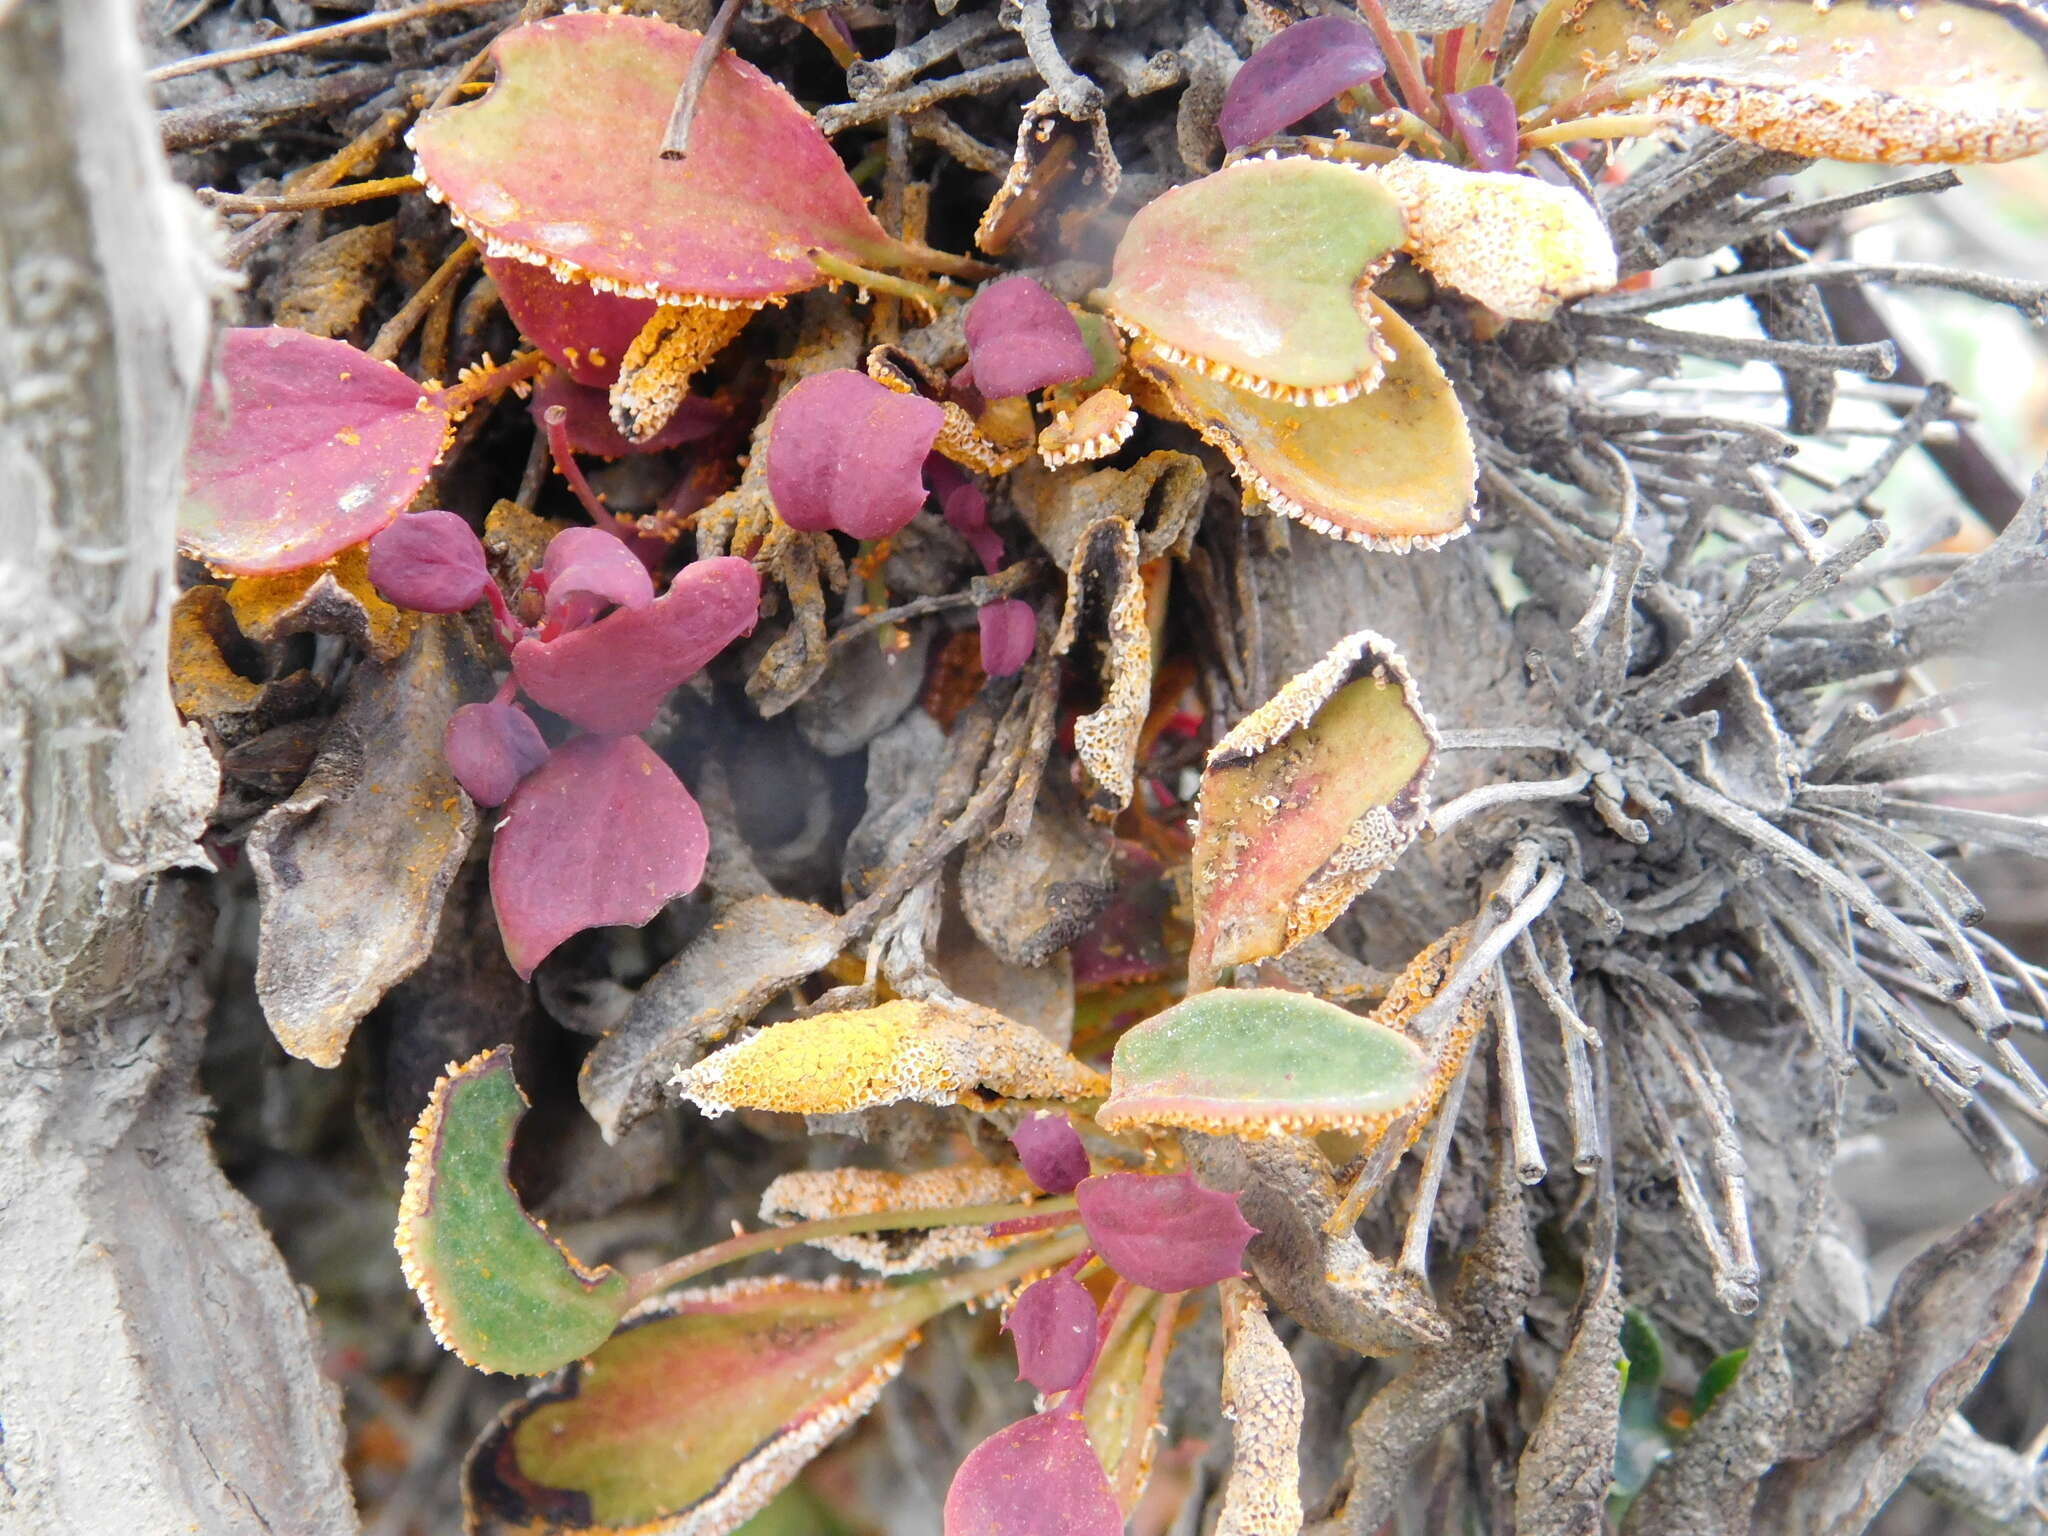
[0,2,358,1530]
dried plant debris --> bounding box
[758,1164,1039,1272]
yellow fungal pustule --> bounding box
[1037,387,1139,468]
[610,302,757,442]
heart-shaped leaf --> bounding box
[1507,0,1722,115]
[539,525,655,630]
[1098,157,1408,406]
[1188,629,1438,976]
[1132,295,1475,549]
[1218,14,1388,151]
[511,555,761,734]
[963,275,1095,399]
[1376,157,1618,321]
[1096,987,1428,1138]
[765,370,944,539]
[1074,1170,1256,1293]
[944,1412,1123,1536]
[1608,0,2048,163]
[978,598,1039,678]
[672,998,1107,1118]
[1005,1274,1100,1393]
[367,509,490,613]
[1013,1112,1091,1195]
[444,700,550,808]
[468,1274,968,1536]
[396,1047,629,1374]
[489,733,709,979]
[412,12,910,306]
[486,253,659,387]
[180,327,451,576]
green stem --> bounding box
[810,249,949,316]
[924,1227,1092,1312]
[624,1194,1080,1305]
[1520,111,1671,151]
[1384,108,1455,158]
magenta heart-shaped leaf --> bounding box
[978,600,1038,679]
[512,555,761,734]
[179,328,451,576]
[927,456,1004,572]
[530,368,724,459]
[963,276,1094,400]
[766,371,944,540]
[540,525,656,631]
[1012,1112,1090,1195]
[1004,1274,1099,1394]
[944,1412,1122,1536]
[487,254,659,388]
[1443,85,1520,172]
[367,509,490,613]
[489,733,709,978]
[412,13,908,305]
[1075,1170,1257,1293]
[1217,14,1387,151]
[444,700,551,808]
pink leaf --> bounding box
[489,733,708,979]
[943,1412,1122,1536]
[926,456,1004,572]
[512,555,761,734]
[1003,1274,1099,1393]
[367,509,490,612]
[948,361,989,420]
[1217,15,1387,151]
[529,367,725,458]
[1013,1112,1090,1195]
[179,328,451,576]
[486,253,660,387]
[1075,1170,1257,1293]
[444,701,550,807]
[978,601,1038,679]
[963,276,1093,400]
[540,525,656,631]
[1443,85,1521,172]
[767,371,944,540]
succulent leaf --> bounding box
[530,365,725,459]
[1442,85,1522,172]
[1132,295,1475,549]
[1610,0,2048,163]
[766,371,945,539]
[1075,1170,1256,1292]
[395,1047,628,1375]
[489,734,710,979]
[1097,987,1428,1138]
[443,701,550,808]
[758,1165,1040,1274]
[1188,629,1438,976]
[467,1276,957,1535]
[179,328,451,576]
[964,275,1095,399]
[944,1412,1123,1536]
[1005,1274,1099,1393]
[1508,0,1722,115]
[411,13,910,306]
[366,509,490,614]
[1375,157,1618,321]
[539,525,655,630]
[486,253,658,387]
[1098,158,1408,406]
[978,598,1039,678]
[1013,1111,1091,1195]
[1217,14,1387,151]
[672,998,1107,1117]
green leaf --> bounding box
[1694,1347,1749,1417]
[1097,986,1428,1138]
[1618,1307,1666,1430]
[1186,630,1437,978]
[397,1047,629,1375]
[1099,157,1408,406]
[1132,294,1475,549]
[1608,0,2048,163]
[1506,0,1723,115]
[412,13,913,307]
[465,1273,978,1536]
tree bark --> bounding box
[0,2,358,1529]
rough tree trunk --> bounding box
[0,2,356,1529]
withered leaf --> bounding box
[226,542,413,664]
[758,1164,1039,1273]
[1190,629,1438,978]
[1054,516,1153,819]
[169,584,268,722]
[245,615,488,1067]
[1012,449,1207,571]
[1216,1278,1306,1536]
[963,778,1116,970]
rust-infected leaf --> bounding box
[1190,629,1437,978]
[1011,449,1208,570]
[1215,1279,1306,1536]
[1612,0,2048,163]
[1132,297,1475,550]
[1054,516,1152,819]
[169,585,268,721]
[758,1164,1040,1273]
[397,1048,629,1375]
[671,998,1106,1117]
[1039,388,1139,468]
[1508,0,1722,116]
[1375,157,1618,321]
[226,542,414,663]
[245,615,487,1066]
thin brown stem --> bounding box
[199,174,422,214]
[147,0,513,82]
[369,240,478,363]
[1432,27,1465,106]
[660,0,744,160]
[1354,0,1436,124]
